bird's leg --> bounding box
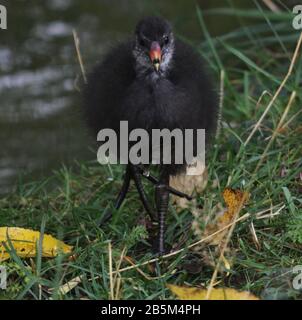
[130,165,156,221]
[155,171,170,255]
[98,165,131,226]
[137,165,192,201]
[113,165,131,209]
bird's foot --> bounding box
[151,238,171,256]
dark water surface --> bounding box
[0,0,255,194]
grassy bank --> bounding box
[0,6,302,300]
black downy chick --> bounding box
[84,16,218,254]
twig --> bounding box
[55,275,84,295]
[254,90,272,113]
[216,69,225,138]
[262,0,281,12]
[256,204,285,220]
[254,90,296,172]
[72,29,87,84]
[279,109,302,132]
[123,256,172,280]
[249,221,260,250]
[113,246,127,300]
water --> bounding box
[0,0,254,194]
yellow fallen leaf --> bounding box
[167,284,259,300]
[0,227,73,262]
[223,188,249,215]
[203,188,249,245]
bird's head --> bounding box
[133,16,175,78]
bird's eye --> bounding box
[163,36,169,45]
[139,37,146,47]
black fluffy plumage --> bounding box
[84,16,218,176]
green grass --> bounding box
[1,3,302,300]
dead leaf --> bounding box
[167,284,259,300]
[56,276,84,295]
[203,188,249,246]
[0,227,72,262]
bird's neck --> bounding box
[134,50,174,84]
[144,70,165,84]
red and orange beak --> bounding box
[149,41,162,72]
